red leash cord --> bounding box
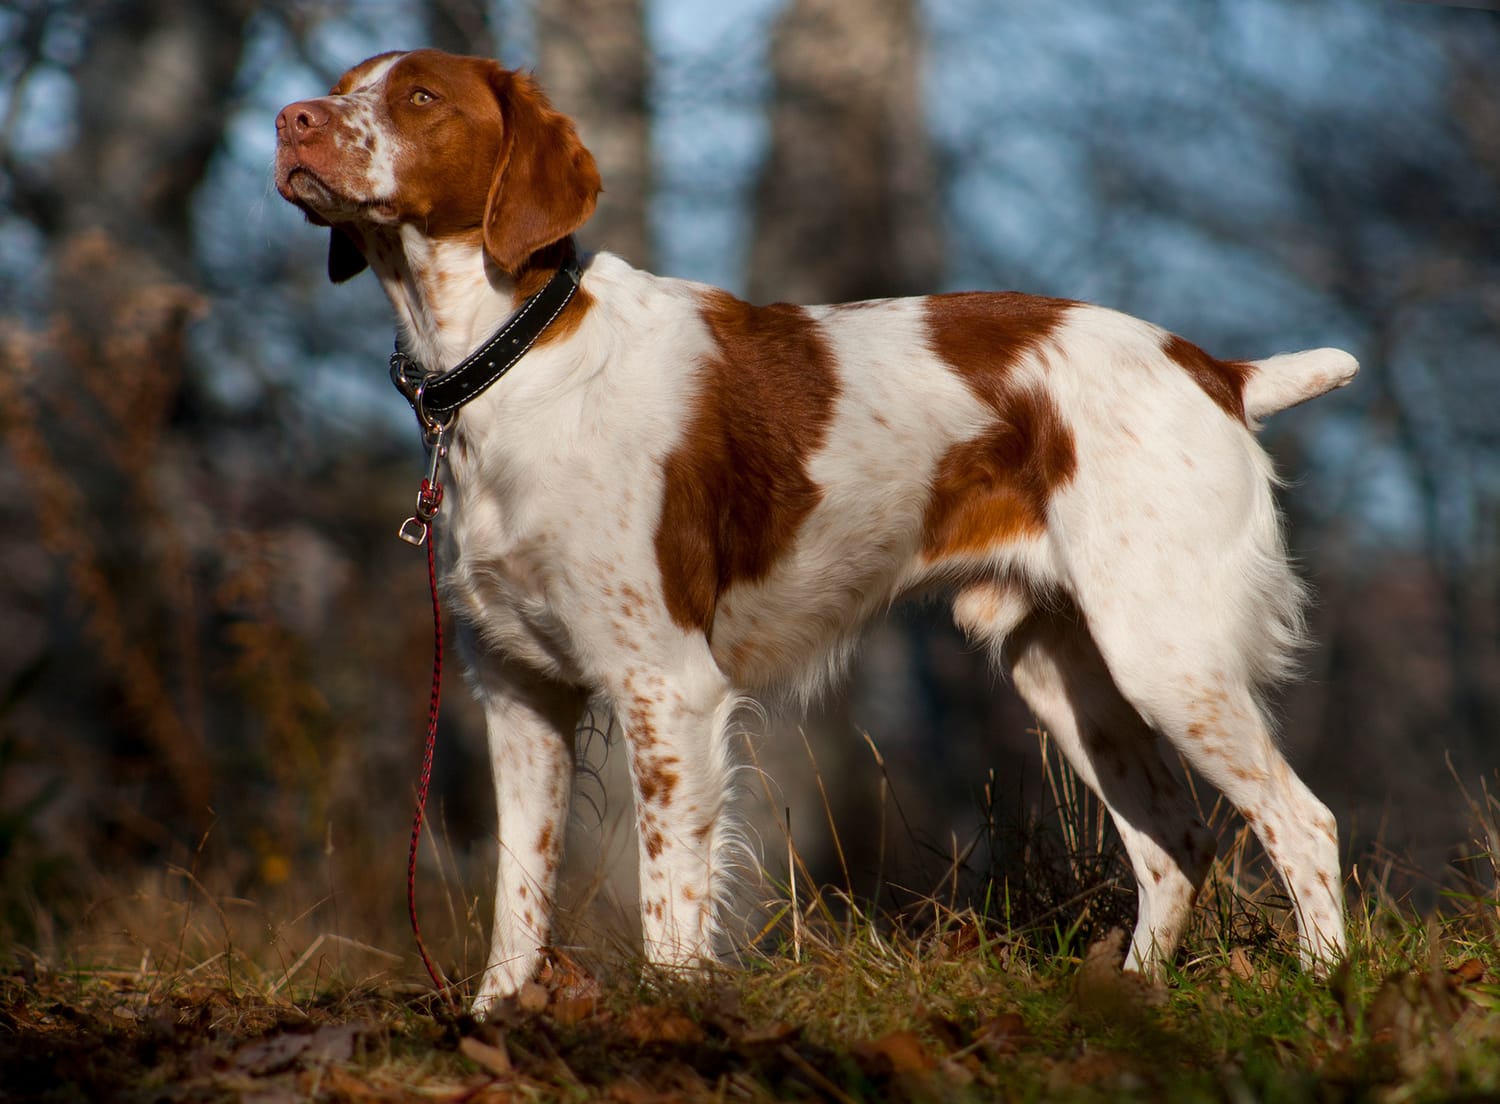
[401,451,453,999]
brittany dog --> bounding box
[275,49,1357,1015]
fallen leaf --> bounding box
[1072,930,1166,1028]
[621,1005,705,1045]
[233,1033,315,1077]
[924,1013,965,1052]
[941,922,982,958]
[550,995,598,1025]
[1451,958,1485,985]
[976,1011,1032,1057]
[854,1029,935,1075]
[302,1023,367,1064]
[732,1020,799,1046]
[231,1023,369,1077]
[536,951,602,1000]
[460,1035,513,1077]
[309,1066,385,1102]
[1226,947,1256,983]
[516,981,549,1014]
[1048,1051,1129,1091]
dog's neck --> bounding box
[364,226,529,375]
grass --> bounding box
[7,742,1500,1101]
[5,887,1500,1102]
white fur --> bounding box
[276,62,1357,1016]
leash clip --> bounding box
[398,422,448,547]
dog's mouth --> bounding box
[279,166,397,226]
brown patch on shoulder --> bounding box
[1163,334,1251,422]
[919,293,1078,562]
[655,290,841,633]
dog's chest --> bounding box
[438,425,665,680]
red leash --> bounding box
[401,440,453,999]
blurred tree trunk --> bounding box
[742,0,958,901]
[3,1,257,831]
[425,0,497,59]
[50,2,252,263]
[536,2,654,268]
[749,0,941,303]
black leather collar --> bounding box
[389,258,582,422]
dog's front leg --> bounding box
[468,658,585,1018]
[612,660,738,975]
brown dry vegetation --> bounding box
[7,763,1500,1104]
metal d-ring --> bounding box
[389,349,423,405]
[412,379,458,439]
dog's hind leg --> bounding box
[958,583,1217,973]
[1060,470,1346,971]
[468,658,587,1018]
[1086,615,1346,971]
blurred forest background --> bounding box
[1,0,1498,976]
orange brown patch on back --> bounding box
[655,291,841,634]
[1163,334,1251,422]
[925,291,1075,405]
[920,294,1078,562]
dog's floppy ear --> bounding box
[328,225,368,283]
[482,67,601,275]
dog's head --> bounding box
[274,49,601,281]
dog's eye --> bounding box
[410,88,436,106]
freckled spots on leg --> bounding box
[626,699,658,747]
[518,885,528,899]
[682,885,698,901]
[637,758,680,807]
[537,824,553,855]
[644,828,665,860]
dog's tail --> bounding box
[1243,348,1358,422]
